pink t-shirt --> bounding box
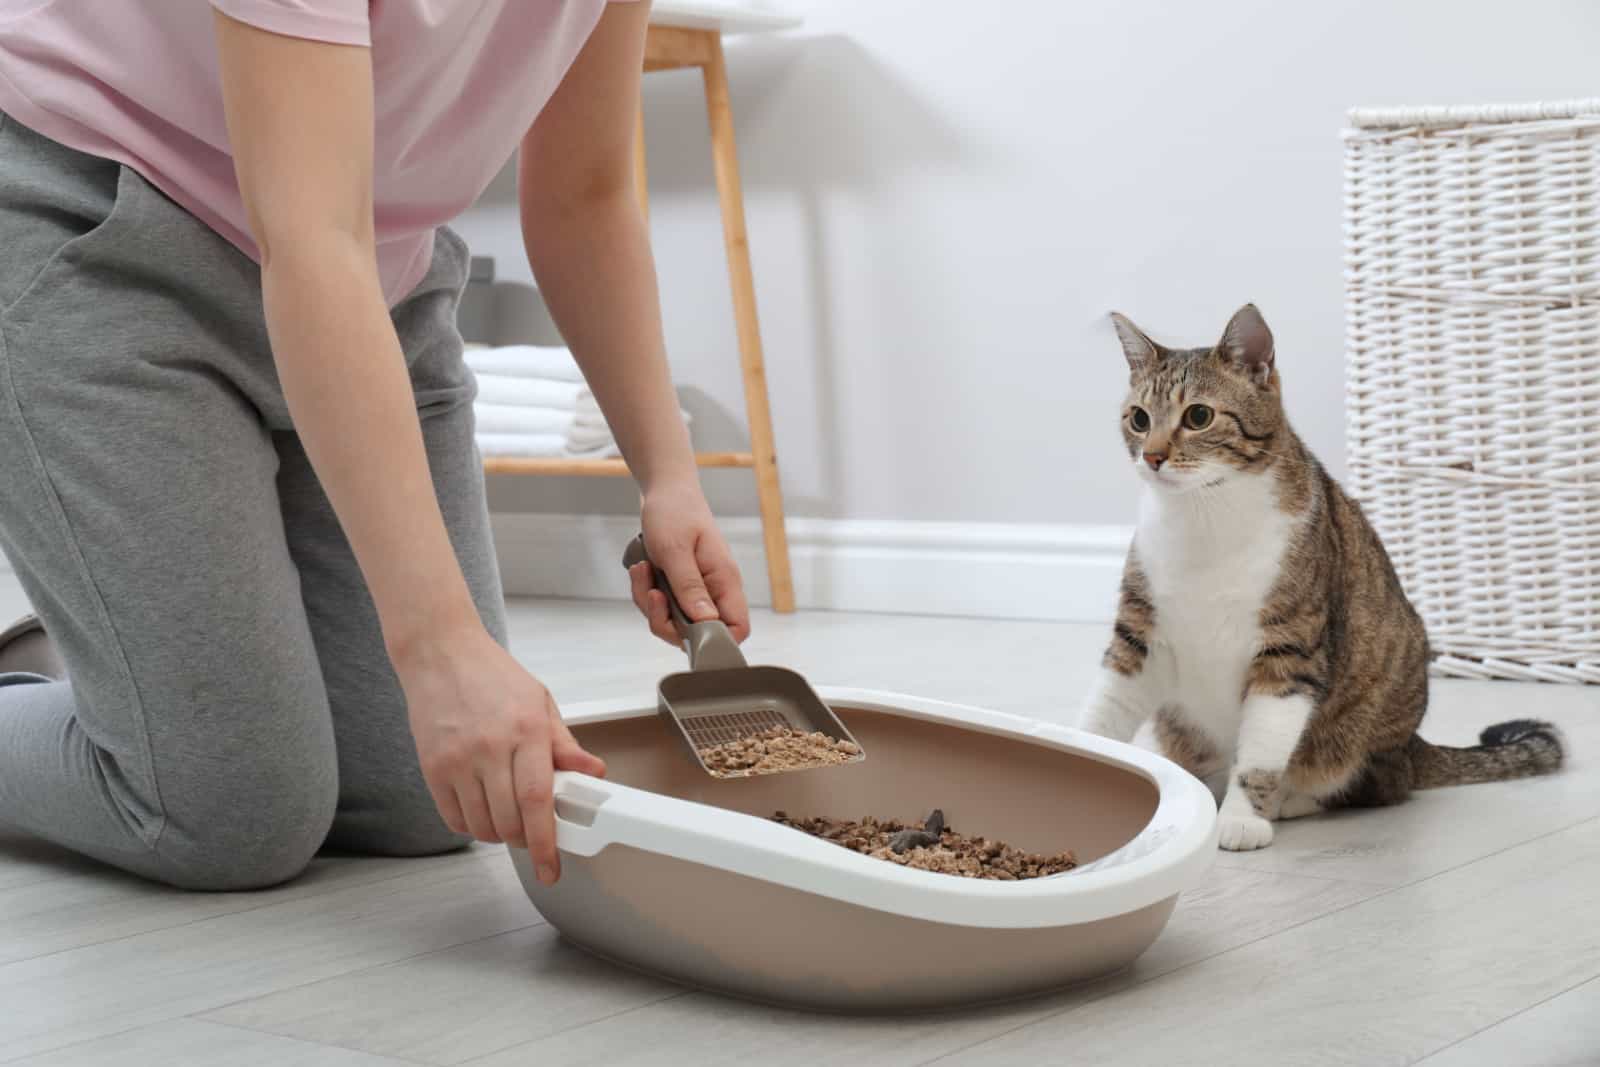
[0,1,626,305]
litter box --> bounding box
[509,688,1217,1012]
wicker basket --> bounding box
[1345,100,1600,684]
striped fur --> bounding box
[1081,305,1567,850]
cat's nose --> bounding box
[1143,452,1167,471]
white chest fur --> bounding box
[1134,475,1297,738]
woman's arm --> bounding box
[212,12,602,883]
[213,14,468,651]
[518,1,750,644]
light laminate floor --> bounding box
[1,577,1595,1066]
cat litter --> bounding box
[697,725,860,777]
[772,809,1078,880]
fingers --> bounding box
[513,738,559,885]
[700,539,751,643]
[644,590,677,644]
[481,760,527,848]
[454,780,499,844]
[655,538,717,624]
[629,562,680,645]
[428,781,467,836]
[628,560,652,615]
[402,633,579,883]
[549,705,607,778]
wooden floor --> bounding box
[1,577,1596,1066]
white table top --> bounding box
[648,0,802,34]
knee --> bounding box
[347,819,472,858]
[323,793,472,858]
[153,747,340,891]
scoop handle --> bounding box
[622,534,747,671]
[622,533,693,633]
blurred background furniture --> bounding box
[483,1,802,612]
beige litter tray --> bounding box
[509,688,1217,1013]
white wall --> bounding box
[456,0,1600,537]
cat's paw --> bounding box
[1216,813,1273,851]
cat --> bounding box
[1077,304,1565,851]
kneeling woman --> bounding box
[0,1,745,890]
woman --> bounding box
[0,0,748,890]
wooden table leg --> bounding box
[700,33,795,613]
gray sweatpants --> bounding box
[0,113,504,889]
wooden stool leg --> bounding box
[633,98,649,223]
[700,34,795,613]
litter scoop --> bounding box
[623,534,865,778]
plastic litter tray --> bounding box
[509,688,1217,1013]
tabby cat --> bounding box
[1078,304,1565,851]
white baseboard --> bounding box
[0,516,1131,624]
[490,513,1132,623]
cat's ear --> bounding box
[1109,312,1159,371]
[1217,303,1275,386]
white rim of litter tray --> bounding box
[542,687,1218,930]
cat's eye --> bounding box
[1182,404,1214,431]
[1129,407,1150,433]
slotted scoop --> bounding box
[623,534,865,778]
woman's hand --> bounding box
[394,621,606,885]
[629,480,751,646]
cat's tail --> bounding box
[1408,720,1565,789]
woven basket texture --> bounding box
[1345,100,1600,683]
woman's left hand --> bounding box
[629,480,750,646]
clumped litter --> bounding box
[772,809,1077,880]
[695,725,860,778]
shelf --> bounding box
[483,451,755,477]
[650,3,804,37]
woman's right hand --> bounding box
[393,621,606,885]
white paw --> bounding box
[1217,813,1274,851]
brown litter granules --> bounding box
[772,808,1076,880]
[696,725,860,778]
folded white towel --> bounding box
[476,433,569,458]
[474,379,688,460]
[565,425,614,453]
[465,345,586,383]
[472,403,573,435]
[564,405,691,453]
[562,439,623,459]
[589,406,690,426]
[473,374,586,410]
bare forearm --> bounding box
[211,13,473,654]
[262,238,477,652]
[521,191,696,492]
